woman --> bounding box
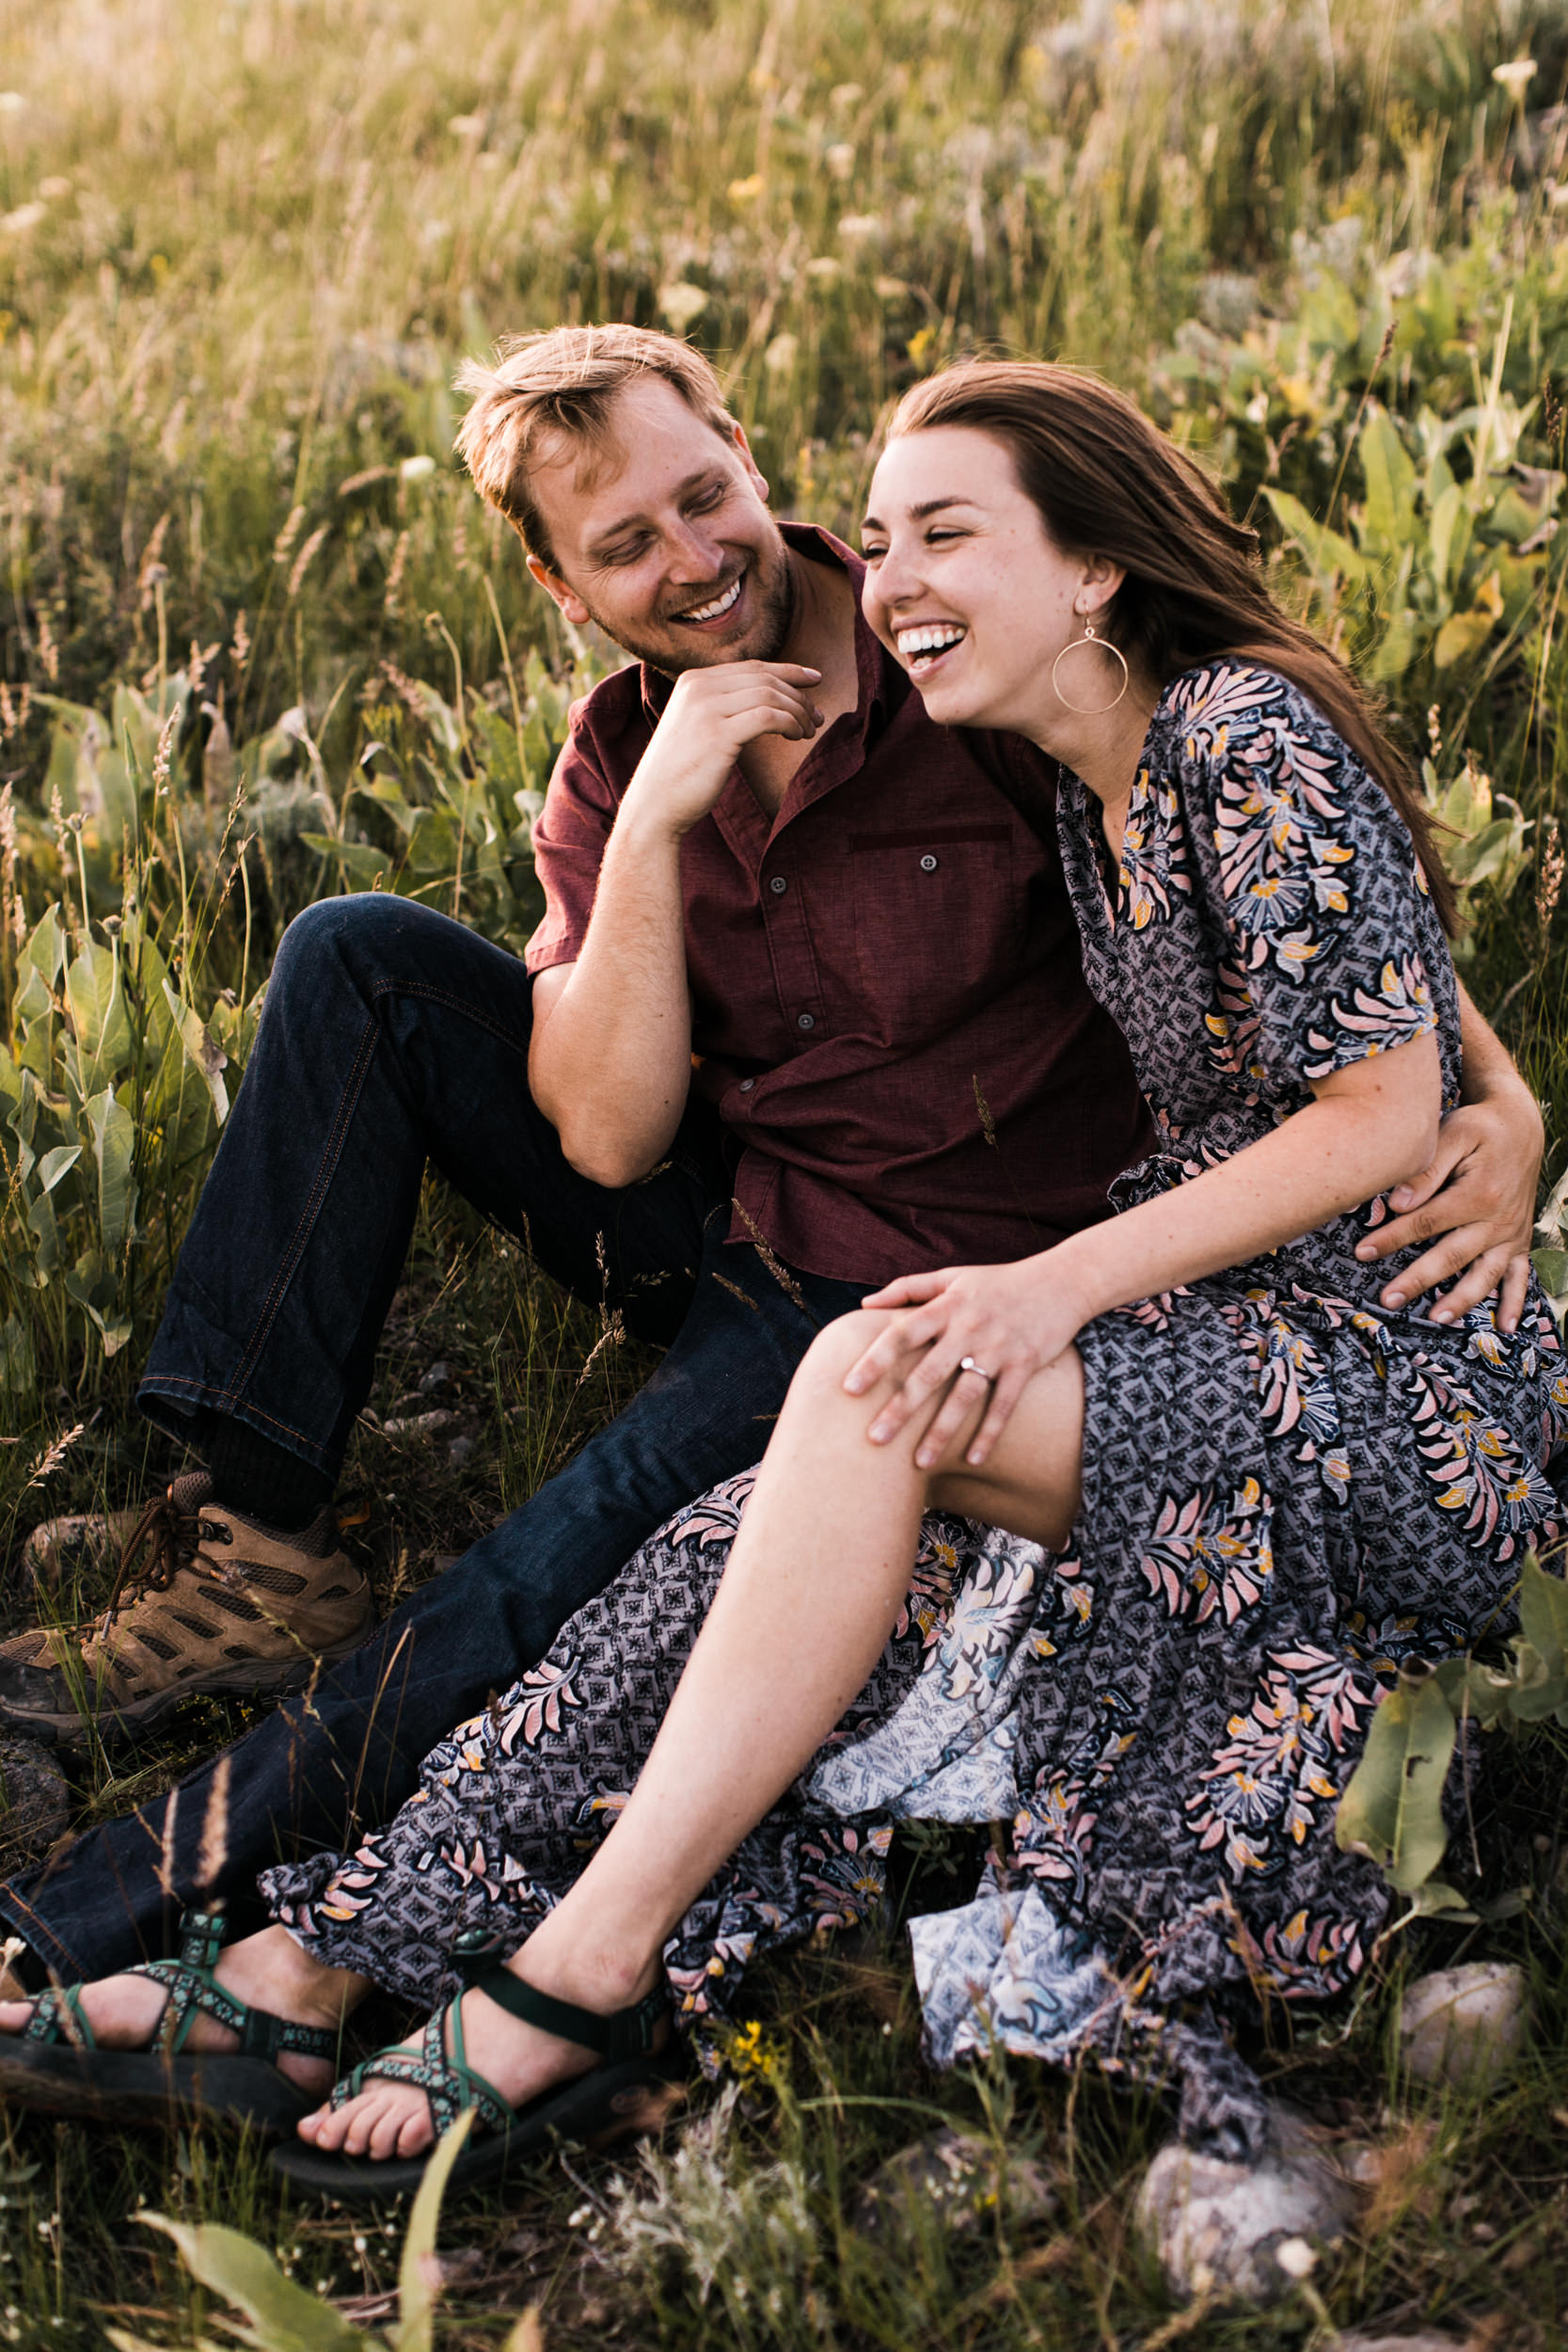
[4,362,1562,2194]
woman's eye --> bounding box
[861,542,887,562]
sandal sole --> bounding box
[0,2037,315,2134]
[269,2056,687,2203]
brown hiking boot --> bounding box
[0,1473,374,1747]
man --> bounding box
[0,326,1540,1992]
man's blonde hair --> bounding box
[453,325,734,570]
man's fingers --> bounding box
[1384,1127,1468,1215]
[1356,1201,1443,1261]
[1377,1226,1488,1310]
[1429,1246,1514,1325]
[1498,1253,1531,1333]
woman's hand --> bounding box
[1353,1093,1542,1330]
[846,1258,1092,1470]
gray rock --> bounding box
[0,1734,70,1865]
[1399,1963,1529,2090]
[852,2126,1056,2239]
[1336,2335,1471,2351]
[1197,271,1259,339]
[1136,2110,1354,2304]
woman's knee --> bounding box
[789,1310,899,1402]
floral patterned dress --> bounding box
[261,661,1568,2159]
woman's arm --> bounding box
[847,1026,1443,1470]
[1353,977,1541,1332]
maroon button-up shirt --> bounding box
[525,525,1151,1285]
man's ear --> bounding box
[728,420,770,505]
[527,553,593,628]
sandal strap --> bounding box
[22,1984,97,2051]
[123,1906,337,2065]
[328,2002,513,2139]
[460,1956,668,2062]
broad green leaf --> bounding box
[161,980,230,1123]
[1427,482,1470,592]
[1519,1551,1568,1677]
[1501,1637,1568,1724]
[84,1087,137,1256]
[27,1190,63,1277]
[1401,1878,1476,1921]
[300,834,394,889]
[18,905,65,992]
[1433,608,1496,669]
[392,2107,475,2352]
[1359,408,1417,550]
[1263,488,1370,588]
[138,2214,373,2352]
[1446,815,1526,887]
[1529,1246,1568,1305]
[1367,610,1418,681]
[0,1314,37,1396]
[1335,1666,1456,1893]
[36,1143,82,1195]
[66,941,133,1081]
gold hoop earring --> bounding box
[1051,617,1130,717]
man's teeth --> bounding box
[682,577,742,623]
[896,624,966,657]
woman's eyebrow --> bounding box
[861,495,979,532]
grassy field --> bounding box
[2,0,1568,2342]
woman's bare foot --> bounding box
[0,1927,363,2098]
[297,1944,666,2162]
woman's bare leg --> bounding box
[304,1311,1085,2157]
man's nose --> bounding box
[666,518,726,579]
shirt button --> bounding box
[797,1012,816,1031]
[738,1077,755,1092]
[768,875,788,895]
[920,853,939,872]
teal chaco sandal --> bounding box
[270,1928,683,2203]
[0,1909,337,2134]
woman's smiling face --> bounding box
[860,423,1113,739]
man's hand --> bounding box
[626,661,825,836]
[1354,1090,1543,1329]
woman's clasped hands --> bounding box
[845,1257,1090,1471]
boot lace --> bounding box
[94,1491,231,1636]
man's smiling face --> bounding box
[525,374,796,675]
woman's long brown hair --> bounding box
[889,360,1457,934]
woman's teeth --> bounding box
[896,624,965,660]
[682,576,743,624]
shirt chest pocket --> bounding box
[848,823,1022,1039]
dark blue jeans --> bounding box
[0,896,863,1982]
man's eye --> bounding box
[600,538,651,565]
[688,483,726,514]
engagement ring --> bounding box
[958,1356,995,1383]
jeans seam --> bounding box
[224,1009,384,1410]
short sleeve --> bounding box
[1167,662,1441,1088]
[522,712,618,975]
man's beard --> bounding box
[577,529,798,676]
